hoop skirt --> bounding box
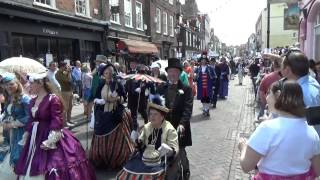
[14,94,96,180]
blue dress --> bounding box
[0,94,30,166]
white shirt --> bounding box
[248,116,320,176]
[201,66,206,73]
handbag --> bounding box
[306,106,320,125]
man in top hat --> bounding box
[157,58,193,179]
[127,56,139,74]
[195,54,216,116]
[125,57,149,136]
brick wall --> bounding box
[56,0,74,13]
[149,0,176,44]
[107,0,148,38]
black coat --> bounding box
[157,80,193,147]
[93,80,127,135]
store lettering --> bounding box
[42,28,59,35]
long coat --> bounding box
[157,80,193,147]
[93,80,127,135]
[195,65,216,100]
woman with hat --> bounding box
[117,95,179,179]
[0,73,30,180]
[89,63,135,169]
[14,72,96,179]
[195,55,216,116]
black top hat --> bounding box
[165,58,183,72]
[128,56,139,63]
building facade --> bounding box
[106,0,158,65]
[255,8,268,51]
[145,0,177,59]
[0,0,108,65]
[178,0,206,60]
[269,2,299,48]
[299,0,320,61]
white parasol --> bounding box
[0,56,47,74]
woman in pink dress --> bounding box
[14,72,96,180]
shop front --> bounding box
[300,0,320,61]
[0,4,107,66]
[107,29,159,66]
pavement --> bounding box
[69,76,257,180]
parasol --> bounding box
[0,56,47,74]
[121,73,164,117]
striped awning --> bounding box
[118,39,159,54]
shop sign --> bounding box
[42,28,59,36]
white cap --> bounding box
[28,71,48,82]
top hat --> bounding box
[165,58,183,72]
[198,51,209,62]
[128,56,140,63]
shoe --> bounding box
[212,104,216,108]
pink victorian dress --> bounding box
[14,94,96,180]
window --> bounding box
[156,8,161,33]
[169,15,174,36]
[110,0,120,24]
[169,0,174,4]
[193,35,195,47]
[314,11,320,62]
[163,12,168,35]
[75,0,90,17]
[136,1,143,30]
[34,0,56,8]
[189,32,191,47]
[186,31,188,46]
[124,0,132,27]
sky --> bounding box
[195,0,266,46]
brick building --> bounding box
[145,0,177,59]
[106,0,158,65]
[0,0,108,66]
[178,0,206,60]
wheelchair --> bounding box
[116,149,186,180]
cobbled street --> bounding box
[71,77,257,180]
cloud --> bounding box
[196,0,266,45]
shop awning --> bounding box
[118,39,159,54]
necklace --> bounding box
[151,128,160,145]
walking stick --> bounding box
[136,82,143,117]
[86,109,89,151]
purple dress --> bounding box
[14,94,96,180]
[219,63,230,98]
